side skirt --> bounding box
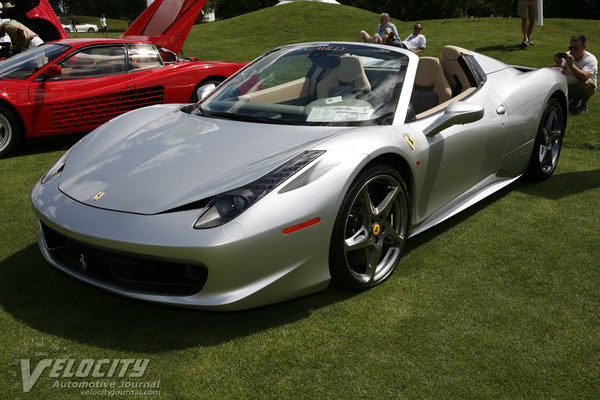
[408,174,521,238]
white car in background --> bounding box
[62,23,98,33]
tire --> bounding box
[329,165,409,291]
[0,105,22,159]
[525,98,565,181]
[190,78,224,103]
[88,27,95,33]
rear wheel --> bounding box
[0,105,22,159]
[88,27,95,33]
[525,98,565,180]
[329,165,409,290]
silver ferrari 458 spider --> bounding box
[31,42,568,310]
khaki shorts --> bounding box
[568,78,597,103]
[518,0,538,19]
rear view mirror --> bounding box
[424,102,484,136]
[196,83,217,102]
[44,65,62,78]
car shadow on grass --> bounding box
[0,244,355,352]
[515,168,600,199]
[0,133,87,161]
[474,44,530,53]
[4,169,597,352]
[403,168,600,254]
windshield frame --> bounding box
[199,42,414,127]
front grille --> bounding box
[40,222,207,296]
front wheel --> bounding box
[88,27,95,33]
[525,98,565,181]
[0,105,22,159]
[329,165,409,291]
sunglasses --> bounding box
[414,27,422,30]
[568,46,580,51]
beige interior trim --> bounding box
[240,77,310,104]
[414,87,477,119]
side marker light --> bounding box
[282,217,322,235]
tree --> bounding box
[49,0,146,19]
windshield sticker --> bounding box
[303,45,346,52]
[325,96,343,105]
[307,106,374,122]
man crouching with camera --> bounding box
[553,35,598,115]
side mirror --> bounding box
[423,102,484,136]
[196,83,217,102]
[44,64,62,78]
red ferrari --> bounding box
[0,0,246,158]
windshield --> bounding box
[200,43,409,126]
[0,43,70,80]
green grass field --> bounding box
[2,3,599,398]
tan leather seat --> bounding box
[316,55,371,99]
[411,56,452,114]
[440,45,474,96]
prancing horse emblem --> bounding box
[79,254,87,270]
[92,192,105,201]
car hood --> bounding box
[10,0,67,41]
[58,105,344,215]
[121,0,206,55]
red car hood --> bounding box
[10,0,67,41]
[121,0,207,55]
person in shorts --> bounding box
[100,14,107,38]
[358,13,398,45]
[553,35,597,114]
[518,0,538,46]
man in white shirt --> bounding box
[553,35,597,114]
[390,23,426,54]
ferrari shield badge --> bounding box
[92,192,105,201]
[404,134,415,150]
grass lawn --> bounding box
[1,3,599,399]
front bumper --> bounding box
[30,151,362,310]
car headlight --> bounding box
[193,150,325,229]
[40,148,72,184]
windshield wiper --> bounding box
[180,103,208,116]
[208,111,300,125]
[195,103,208,116]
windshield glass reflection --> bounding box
[200,43,409,126]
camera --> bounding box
[556,52,568,58]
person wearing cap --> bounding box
[0,18,44,56]
[0,3,11,45]
[0,2,13,57]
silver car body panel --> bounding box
[31,43,568,310]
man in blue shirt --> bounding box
[358,13,398,44]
